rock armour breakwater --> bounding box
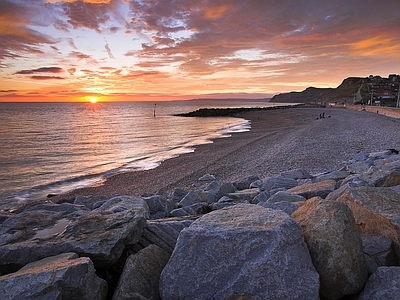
[0,148,400,299]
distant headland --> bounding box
[271,74,400,107]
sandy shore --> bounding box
[53,107,400,202]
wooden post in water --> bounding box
[154,103,156,117]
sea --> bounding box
[0,99,284,202]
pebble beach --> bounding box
[53,107,400,201]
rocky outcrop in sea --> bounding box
[0,149,399,299]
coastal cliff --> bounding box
[270,77,366,104]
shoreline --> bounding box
[52,106,400,202]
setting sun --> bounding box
[89,97,98,104]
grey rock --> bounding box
[362,234,397,275]
[376,170,400,187]
[26,202,88,213]
[135,218,195,254]
[143,194,167,216]
[198,174,216,181]
[337,186,400,261]
[280,168,311,180]
[0,253,107,300]
[216,182,237,200]
[259,176,298,191]
[170,203,207,217]
[340,175,371,188]
[359,266,400,300]
[74,195,109,210]
[390,185,400,194]
[112,245,170,300]
[169,207,189,217]
[266,191,306,203]
[203,181,220,204]
[258,201,300,215]
[160,204,319,300]
[313,170,349,182]
[170,188,188,202]
[233,175,260,190]
[0,196,148,272]
[287,179,336,199]
[93,195,148,214]
[347,160,373,174]
[369,150,393,159]
[209,202,236,210]
[179,190,202,208]
[292,198,368,299]
[352,151,368,162]
[225,188,260,202]
[251,190,270,204]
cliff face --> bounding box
[271,77,365,103]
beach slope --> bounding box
[54,107,400,200]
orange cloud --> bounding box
[350,36,400,56]
[204,5,229,20]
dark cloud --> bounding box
[30,76,65,80]
[69,51,98,64]
[15,67,64,75]
[104,42,115,59]
[0,89,17,93]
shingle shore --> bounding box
[53,107,400,202]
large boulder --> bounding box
[112,245,170,300]
[287,179,336,199]
[337,186,400,261]
[160,204,319,300]
[0,196,148,272]
[359,266,400,300]
[0,252,107,300]
[291,197,368,299]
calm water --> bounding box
[0,100,279,201]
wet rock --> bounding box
[292,197,368,299]
[0,196,148,272]
[74,195,109,210]
[287,179,336,199]
[359,266,400,300]
[112,245,170,300]
[160,204,319,300]
[0,253,107,300]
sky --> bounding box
[1,0,400,102]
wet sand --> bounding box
[53,107,400,201]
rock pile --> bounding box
[0,149,399,299]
